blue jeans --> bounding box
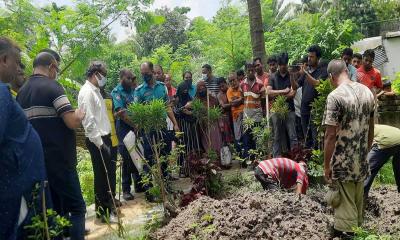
[271,112,298,157]
[48,167,86,239]
[364,145,400,196]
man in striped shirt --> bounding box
[202,64,219,96]
[254,158,308,194]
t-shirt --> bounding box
[348,64,357,82]
[357,66,382,90]
[205,76,219,96]
[240,79,264,122]
[226,87,244,120]
[258,158,308,194]
[298,66,328,115]
[323,82,375,182]
[17,74,77,171]
[268,71,295,112]
[373,124,400,149]
[256,72,269,87]
[168,86,177,98]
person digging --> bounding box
[254,158,308,195]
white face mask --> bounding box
[95,73,107,87]
[202,73,208,80]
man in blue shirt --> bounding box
[111,69,144,201]
[341,48,358,82]
[134,61,179,202]
[0,37,49,239]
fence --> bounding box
[361,19,400,38]
[377,95,400,128]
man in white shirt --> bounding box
[78,61,117,223]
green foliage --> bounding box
[308,149,324,177]
[353,227,392,240]
[77,147,95,205]
[191,99,222,125]
[25,209,71,239]
[58,78,81,108]
[271,95,289,118]
[372,0,400,22]
[243,117,271,160]
[127,100,168,134]
[374,158,396,185]
[391,72,400,95]
[311,79,334,134]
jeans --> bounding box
[254,167,279,190]
[364,145,400,196]
[47,167,86,239]
[271,112,298,157]
[301,114,318,149]
[86,135,116,217]
[119,143,142,193]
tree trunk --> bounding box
[247,0,267,65]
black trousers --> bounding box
[254,166,279,190]
[86,135,116,216]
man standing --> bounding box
[293,45,328,149]
[9,63,25,98]
[267,52,298,157]
[202,64,219,96]
[0,37,49,239]
[217,78,233,146]
[341,48,357,82]
[134,61,179,201]
[227,72,244,154]
[154,64,165,83]
[241,62,264,161]
[78,61,117,223]
[165,73,176,99]
[111,69,143,201]
[267,55,278,77]
[254,57,269,86]
[364,124,400,197]
[357,49,383,92]
[323,60,374,238]
[352,53,363,69]
[17,52,86,238]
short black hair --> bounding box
[39,48,61,63]
[87,61,107,77]
[308,45,322,58]
[383,80,392,88]
[33,52,56,68]
[245,62,254,70]
[154,64,163,72]
[119,68,133,79]
[202,64,212,72]
[363,49,375,60]
[236,69,245,77]
[253,57,262,64]
[353,53,362,60]
[301,55,308,64]
[142,61,154,71]
[0,37,20,56]
[341,48,353,57]
[267,55,277,64]
[217,77,227,86]
[182,70,192,79]
[277,52,289,65]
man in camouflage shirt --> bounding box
[323,60,375,238]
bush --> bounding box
[77,147,95,205]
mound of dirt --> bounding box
[152,186,400,240]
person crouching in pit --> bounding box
[254,158,308,194]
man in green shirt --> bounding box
[364,124,400,197]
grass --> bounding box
[374,158,396,185]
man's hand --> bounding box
[173,124,180,132]
[75,108,85,122]
[99,143,111,156]
[282,87,290,95]
[324,167,332,184]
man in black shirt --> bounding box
[17,52,86,239]
[267,52,298,157]
[293,45,328,149]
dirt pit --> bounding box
[152,186,399,239]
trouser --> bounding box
[333,181,364,233]
[295,115,304,142]
[119,143,142,194]
[254,167,279,190]
[364,145,400,196]
[142,129,170,190]
[301,114,318,149]
[86,135,116,217]
[47,167,86,239]
[242,126,257,160]
[271,112,298,157]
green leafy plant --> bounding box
[271,95,289,118]
[308,149,324,177]
[353,227,392,240]
[391,72,400,95]
[128,99,168,134]
[76,147,94,205]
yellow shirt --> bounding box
[104,98,119,147]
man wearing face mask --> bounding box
[202,64,219,96]
[134,61,180,201]
[78,61,119,223]
[17,51,86,238]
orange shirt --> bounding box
[227,87,244,120]
[357,66,382,90]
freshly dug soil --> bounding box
[152,186,399,240]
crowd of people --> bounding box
[1,34,400,240]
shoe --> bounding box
[123,192,134,201]
[101,213,119,224]
[145,193,157,203]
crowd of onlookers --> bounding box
[2,34,400,240]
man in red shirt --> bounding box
[165,73,176,99]
[357,49,383,92]
[254,57,269,86]
[255,158,308,194]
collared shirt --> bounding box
[357,66,382,90]
[17,74,77,170]
[0,82,47,238]
[134,80,168,104]
[347,64,357,82]
[111,83,135,143]
[323,82,374,182]
[240,78,263,122]
[268,71,295,112]
[298,65,328,115]
[78,80,111,147]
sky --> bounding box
[32,0,300,42]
